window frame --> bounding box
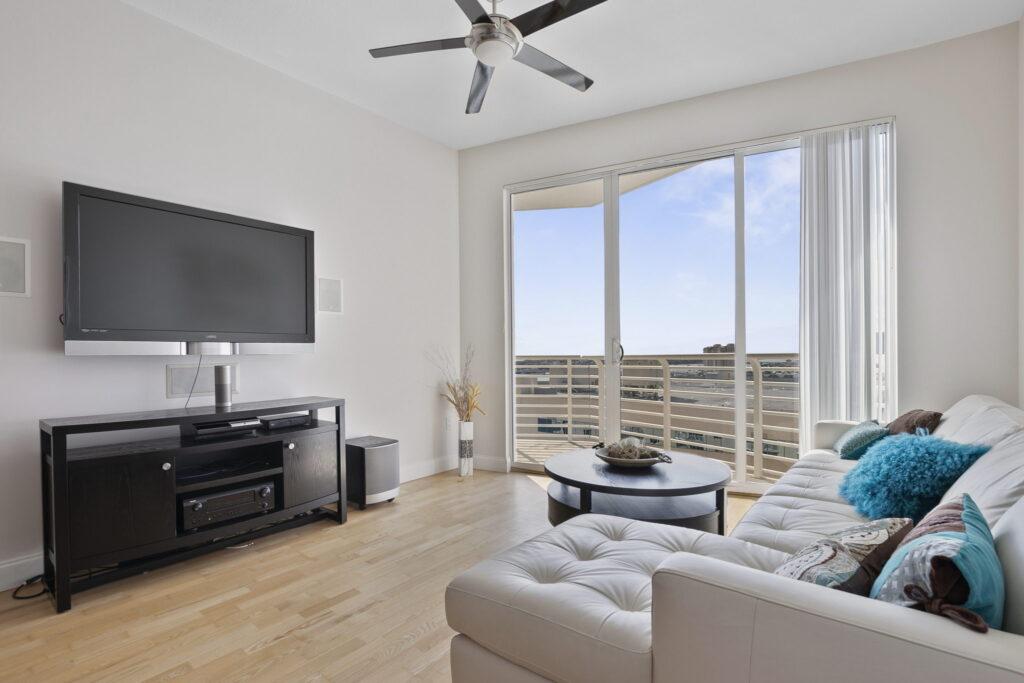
[502,117,896,489]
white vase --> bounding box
[458,421,474,477]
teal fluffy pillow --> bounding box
[833,420,888,460]
[839,434,989,522]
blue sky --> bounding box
[513,147,800,356]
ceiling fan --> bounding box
[369,0,607,114]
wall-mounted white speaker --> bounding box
[0,237,29,297]
[318,277,343,313]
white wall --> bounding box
[0,0,460,586]
[460,25,1020,469]
[1019,17,1024,403]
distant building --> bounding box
[703,343,734,367]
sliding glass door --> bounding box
[743,147,802,479]
[511,179,607,466]
[509,143,803,486]
[617,158,737,464]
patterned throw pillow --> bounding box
[871,494,1005,632]
[832,420,889,460]
[774,518,913,596]
[839,434,990,522]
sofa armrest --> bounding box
[811,419,858,450]
[652,553,1024,683]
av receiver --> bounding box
[181,482,275,531]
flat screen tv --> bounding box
[62,182,315,353]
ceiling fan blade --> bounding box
[454,0,493,24]
[514,43,593,92]
[466,61,495,114]
[512,0,607,38]
[369,37,467,58]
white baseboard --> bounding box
[471,454,509,473]
[400,455,458,483]
[0,552,43,592]
[398,450,512,482]
[398,453,508,482]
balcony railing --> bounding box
[514,353,800,482]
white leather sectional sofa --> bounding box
[445,395,1024,682]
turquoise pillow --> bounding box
[871,494,1004,631]
[833,420,888,460]
[839,433,989,522]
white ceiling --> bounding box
[121,0,1024,149]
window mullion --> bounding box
[603,172,621,443]
[733,153,747,483]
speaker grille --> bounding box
[318,278,342,313]
[0,238,28,296]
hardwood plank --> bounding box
[0,471,755,682]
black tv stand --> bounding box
[40,396,345,613]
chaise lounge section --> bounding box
[446,395,1024,682]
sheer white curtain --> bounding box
[799,123,896,449]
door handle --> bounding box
[618,342,625,363]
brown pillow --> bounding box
[887,409,942,435]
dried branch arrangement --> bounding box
[434,345,486,423]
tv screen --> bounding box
[63,183,315,344]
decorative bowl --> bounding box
[594,447,672,468]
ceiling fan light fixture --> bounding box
[466,15,523,67]
[474,36,516,66]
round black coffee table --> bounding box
[544,449,732,534]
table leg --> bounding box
[716,488,727,535]
[579,487,592,514]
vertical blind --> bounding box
[799,122,897,448]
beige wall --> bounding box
[0,0,460,586]
[460,25,1020,469]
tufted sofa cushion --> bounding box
[445,514,788,683]
[938,404,1023,447]
[933,395,1024,446]
[731,451,866,554]
[933,395,1000,439]
[944,430,1024,526]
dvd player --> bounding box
[192,418,261,439]
[259,412,311,430]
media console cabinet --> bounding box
[40,396,345,613]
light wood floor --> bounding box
[0,472,755,682]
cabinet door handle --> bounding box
[287,443,295,450]
[162,462,172,471]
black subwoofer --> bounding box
[345,436,399,510]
